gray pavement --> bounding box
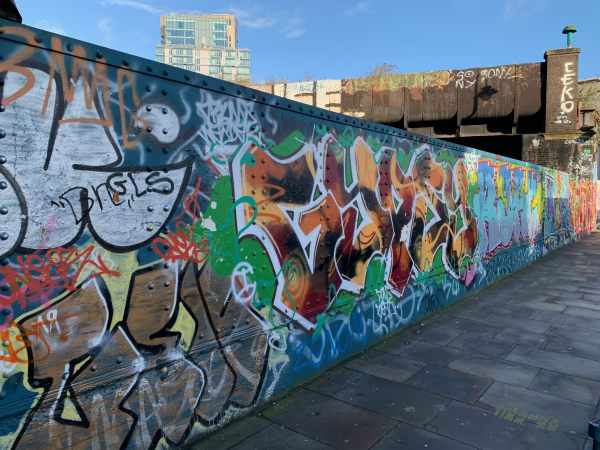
[192,232,600,450]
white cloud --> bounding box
[503,0,549,20]
[229,7,277,29]
[281,12,305,40]
[229,5,305,39]
[285,28,306,39]
[97,17,115,46]
[102,0,164,15]
[33,19,66,35]
[344,1,373,17]
[503,0,525,18]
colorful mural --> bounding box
[0,22,596,449]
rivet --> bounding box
[164,281,170,287]
[1,308,10,316]
[162,186,169,193]
[161,89,167,95]
[162,70,168,76]
[0,206,8,215]
[0,232,9,241]
[162,148,168,154]
[0,182,6,190]
[162,128,168,135]
[34,35,42,43]
[0,258,8,265]
[66,43,73,51]
[184,74,190,81]
[145,85,151,92]
[147,205,154,212]
[122,59,129,67]
[163,306,169,311]
[146,126,153,133]
[0,105,4,112]
[146,224,154,231]
[0,155,6,164]
[202,81,207,86]
[1,341,8,347]
[146,105,152,112]
[147,65,153,72]
[116,356,123,364]
[220,86,225,91]
[162,107,168,114]
[90,365,97,372]
[96,51,103,59]
[148,283,155,290]
[2,372,8,378]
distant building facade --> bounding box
[155,14,251,83]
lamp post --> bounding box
[562,24,577,48]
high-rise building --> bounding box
[155,14,251,83]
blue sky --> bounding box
[18,0,600,82]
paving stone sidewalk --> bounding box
[192,232,600,450]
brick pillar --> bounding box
[544,48,580,134]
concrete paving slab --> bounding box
[546,324,600,345]
[554,299,600,312]
[344,350,424,384]
[415,325,463,345]
[400,341,465,365]
[531,310,568,324]
[263,389,397,449]
[507,345,600,381]
[448,353,539,387]
[564,306,600,320]
[231,424,334,450]
[519,299,568,312]
[439,317,503,338]
[371,422,476,450]
[562,315,600,331]
[447,333,516,358]
[493,327,552,348]
[545,336,600,362]
[404,365,492,403]
[334,374,449,426]
[306,367,365,396]
[529,369,600,406]
[478,382,595,436]
[431,401,584,450]
[484,315,551,333]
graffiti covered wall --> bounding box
[0,22,596,449]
